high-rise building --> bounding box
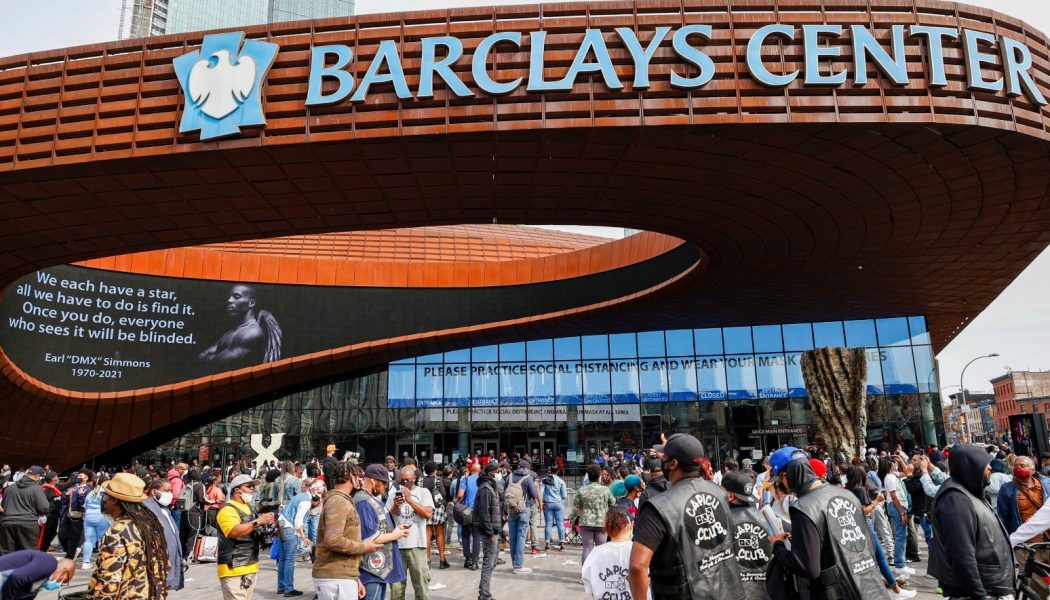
[122,0,354,38]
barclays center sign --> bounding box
[174,23,1048,140]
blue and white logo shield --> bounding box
[173,32,279,141]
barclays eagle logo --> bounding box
[173,32,278,141]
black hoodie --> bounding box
[929,444,1014,599]
[0,477,49,523]
[771,459,825,591]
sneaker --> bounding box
[895,566,916,576]
[513,567,533,574]
[556,544,564,552]
[893,588,917,600]
[81,562,92,570]
[284,591,304,598]
[440,560,450,569]
[906,556,921,563]
[530,548,540,555]
[496,558,506,565]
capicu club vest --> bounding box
[353,489,395,580]
[647,476,744,600]
[217,502,260,569]
[728,503,773,600]
[791,484,889,600]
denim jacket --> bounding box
[540,475,567,505]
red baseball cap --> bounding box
[809,458,828,478]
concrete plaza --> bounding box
[38,542,941,599]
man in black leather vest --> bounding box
[629,433,745,600]
[768,447,888,600]
[722,470,772,600]
[928,444,1014,600]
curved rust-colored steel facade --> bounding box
[2,0,1050,467]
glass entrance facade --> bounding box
[142,315,944,469]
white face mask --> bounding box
[157,492,174,506]
[240,493,254,504]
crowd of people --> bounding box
[0,438,1046,599]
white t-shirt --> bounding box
[581,540,651,600]
[386,485,434,549]
[883,473,909,511]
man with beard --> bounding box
[628,433,743,600]
[355,464,411,600]
[198,284,282,370]
[721,470,772,600]
[768,447,888,600]
[929,444,1014,600]
[638,458,667,508]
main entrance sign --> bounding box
[172,23,1047,139]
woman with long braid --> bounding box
[89,473,169,600]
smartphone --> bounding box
[395,491,403,499]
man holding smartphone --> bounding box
[356,465,412,600]
[387,466,434,600]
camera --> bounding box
[311,495,321,503]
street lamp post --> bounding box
[958,353,1000,444]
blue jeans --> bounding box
[278,526,300,593]
[81,515,110,565]
[301,513,319,557]
[886,504,908,568]
[507,507,530,568]
[915,514,932,546]
[867,519,897,587]
[543,502,565,543]
[171,509,182,532]
[364,581,386,600]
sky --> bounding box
[1,1,1048,400]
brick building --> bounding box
[991,372,1050,435]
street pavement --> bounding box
[38,540,943,599]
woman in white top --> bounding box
[581,505,651,600]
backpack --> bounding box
[176,481,195,511]
[423,476,445,506]
[504,474,527,515]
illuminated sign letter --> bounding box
[746,24,798,87]
[851,24,908,86]
[909,26,958,87]
[963,29,1004,93]
[616,26,670,89]
[671,25,715,89]
[305,45,354,106]
[803,25,846,86]
[418,36,473,99]
[527,31,565,92]
[1000,36,1047,105]
[351,39,412,102]
[560,29,624,90]
[472,32,523,95]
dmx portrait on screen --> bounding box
[198,284,282,371]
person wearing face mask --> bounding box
[767,447,889,600]
[144,478,185,591]
[0,550,75,599]
[59,469,92,560]
[929,444,1014,600]
[355,464,411,600]
[387,466,434,600]
[996,454,1050,540]
[628,433,744,600]
[215,475,276,600]
[720,470,773,600]
[0,466,49,555]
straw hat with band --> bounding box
[100,473,146,503]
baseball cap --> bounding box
[484,462,499,474]
[809,458,828,479]
[769,447,809,476]
[722,470,756,497]
[228,474,256,491]
[654,433,705,468]
[518,458,531,469]
[27,466,45,476]
[364,464,388,481]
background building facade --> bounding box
[122,0,354,38]
[992,371,1050,435]
[140,316,944,469]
